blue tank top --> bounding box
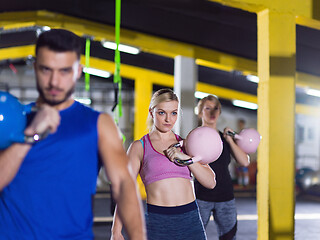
[0,101,101,239]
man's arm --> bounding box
[111,140,144,240]
[0,144,31,190]
[0,105,60,190]
[97,114,146,240]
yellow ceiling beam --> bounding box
[209,0,313,17]
[197,82,257,103]
[208,0,265,13]
[296,15,320,31]
[0,45,319,116]
[210,0,320,29]
[208,0,314,28]
[0,46,252,103]
[0,45,35,59]
[80,55,174,87]
[1,9,320,82]
[196,59,235,73]
[1,22,37,30]
[0,10,257,74]
[296,72,320,90]
[1,45,320,92]
[0,11,38,29]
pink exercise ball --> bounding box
[184,126,223,164]
[234,128,261,154]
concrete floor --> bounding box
[92,193,320,240]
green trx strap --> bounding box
[113,0,126,143]
[85,38,91,92]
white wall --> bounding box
[295,114,320,171]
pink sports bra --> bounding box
[139,134,192,186]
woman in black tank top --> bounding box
[194,95,250,240]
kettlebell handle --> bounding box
[171,141,195,166]
[24,105,51,144]
[24,130,50,144]
[227,130,242,140]
[227,130,236,137]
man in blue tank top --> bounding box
[0,29,146,240]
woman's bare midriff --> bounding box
[145,177,195,206]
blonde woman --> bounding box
[111,89,216,240]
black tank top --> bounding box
[194,131,234,202]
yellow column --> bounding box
[256,9,270,240]
[269,11,295,239]
[257,8,296,240]
[134,77,152,140]
[209,1,298,239]
[134,77,152,200]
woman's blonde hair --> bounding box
[147,88,179,131]
[197,95,221,124]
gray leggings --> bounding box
[197,199,237,240]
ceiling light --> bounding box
[305,88,320,98]
[42,26,51,31]
[83,67,111,78]
[36,26,51,37]
[75,97,91,105]
[246,74,259,83]
[194,91,218,99]
[232,100,258,110]
[101,41,140,55]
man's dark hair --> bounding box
[36,29,82,60]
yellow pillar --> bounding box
[257,7,296,240]
[208,1,299,238]
[134,77,152,140]
[256,8,270,239]
[134,77,152,200]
